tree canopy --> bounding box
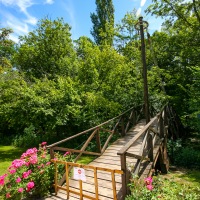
[90,0,115,46]
[0,0,199,147]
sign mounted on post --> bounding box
[74,167,86,181]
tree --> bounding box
[0,27,15,73]
[146,0,200,29]
[114,10,138,51]
[146,0,200,131]
[14,18,77,79]
[90,0,115,46]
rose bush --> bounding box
[0,142,73,200]
[126,174,200,200]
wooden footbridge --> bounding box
[45,104,183,200]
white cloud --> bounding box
[23,11,37,25]
[0,0,37,26]
[9,34,19,43]
[136,7,142,17]
[45,0,54,4]
[0,0,34,12]
[7,21,29,35]
[62,1,77,34]
[140,0,147,7]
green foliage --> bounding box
[0,143,73,199]
[114,10,139,53]
[126,174,200,200]
[14,18,77,79]
[90,0,115,46]
[146,0,200,132]
[0,28,15,73]
[167,139,200,169]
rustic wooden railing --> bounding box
[117,103,183,198]
[47,105,144,185]
[51,160,123,200]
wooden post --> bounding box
[54,162,58,195]
[66,163,69,199]
[132,110,136,125]
[111,171,117,200]
[79,180,83,200]
[95,128,101,153]
[160,115,164,138]
[120,153,127,198]
[94,167,99,199]
[121,117,125,136]
[50,147,54,159]
[147,131,153,161]
[163,126,169,171]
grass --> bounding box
[0,145,95,176]
[77,155,96,165]
[127,168,200,200]
[0,145,25,175]
[163,167,200,188]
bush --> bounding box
[126,175,200,200]
[167,139,200,169]
[0,142,73,199]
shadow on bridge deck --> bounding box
[42,120,152,200]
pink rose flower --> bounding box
[6,193,11,198]
[21,152,27,159]
[22,170,32,179]
[146,184,153,191]
[46,161,51,166]
[16,177,21,183]
[144,177,153,185]
[64,151,70,156]
[29,154,38,164]
[9,169,16,174]
[27,181,35,192]
[0,174,7,186]
[18,188,23,193]
[41,142,47,146]
[25,148,38,156]
[11,159,26,168]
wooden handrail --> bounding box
[47,105,142,148]
[117,116,157,155]
[52,147,101,156]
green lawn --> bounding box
[77,155,96,165]
[0,145,95,176]
[0,145,25,175]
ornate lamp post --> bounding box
[135,17,150,124]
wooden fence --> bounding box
[48,105,144,185]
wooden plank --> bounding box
[83,170,122,182]
[90,159,121,166]
[68,180,120,199]
[69,177,122,190]
[118,117,157,155]
[88,161,121,170]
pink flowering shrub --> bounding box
[126,175,155,200]
[0,142,73,200]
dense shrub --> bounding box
[126,175,200,200]
[167,139,200,169]
[0,142,73,199]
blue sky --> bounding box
[0,0,163,42]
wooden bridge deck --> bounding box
[43,120,152,200]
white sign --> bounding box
[73,167,86,181]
